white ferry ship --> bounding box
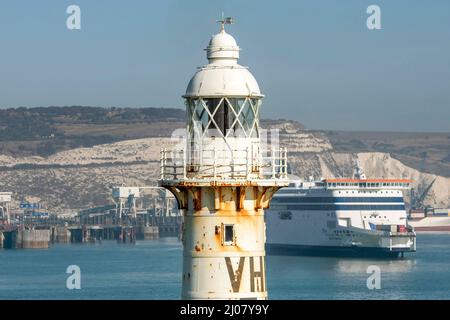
[266,164,416,258]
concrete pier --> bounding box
[68,226,103,243]
[2,229,50,249]
[118,226,135,243]
[69,227,83,243]
[1,213,180,248]
[20,230,50,249]
[67,225,140,243]
[2,230,16,249]
[136,226,159,240]
[86,226,103,242]
[51,226,71,243]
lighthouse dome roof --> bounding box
[184,28,262,98]
[185,65,261,98]
[208,31,238,49]
[206,30,240,61]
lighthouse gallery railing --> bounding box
[160,147,288,181]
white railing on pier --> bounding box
[160,147,288,181]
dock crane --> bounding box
[410,177,436,211]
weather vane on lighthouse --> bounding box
[160,17,289,300]
[217,14,234,31]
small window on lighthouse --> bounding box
[223,224,235,246]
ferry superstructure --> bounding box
[266,168,416,258]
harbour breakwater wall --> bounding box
[1,226,141,248]
[1,222,175,249]
[1,229,50,249]
[66,225,158,243]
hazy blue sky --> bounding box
[0,0,449,131]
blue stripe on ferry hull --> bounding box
[284,204,405,211]
[266,244,410,258]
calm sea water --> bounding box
[1,234,449,300]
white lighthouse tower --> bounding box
[160,18,289,300]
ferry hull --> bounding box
[266,243,403,258]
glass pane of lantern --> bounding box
[194,99,203,120]
[202,98,219,134]
[203,98,243,136]
[252,99,260,117]
[195,100,209,133]
[224,98,237,136]
[207,119,220,137]
[235,99,248,135]
[251,125,258,137]
[201,110,209,133]
[186,100,192,135]
[238,100,254,134]
[245,103,255,130]
[249,99,260,137]
[215,99,226,134]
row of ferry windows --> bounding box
[273,197,404,203]
[364,216,388,219]
[278,212,389,220]
[327,182,409,188]
[335,230,354,235]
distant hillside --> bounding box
[0,106,449,178]
[326,131,450,177]
[0,106,185,156]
